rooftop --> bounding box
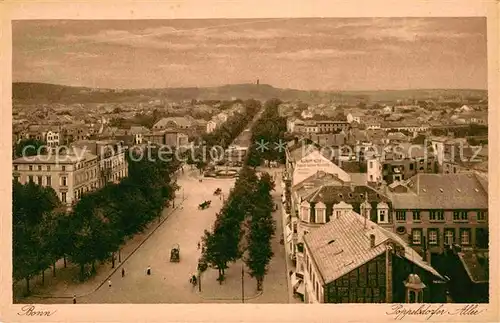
[303,210,444,285]
[458,250,489,283]
[387,173,488,209]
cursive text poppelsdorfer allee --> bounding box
[17,304,57,317]
[386,304,486,320]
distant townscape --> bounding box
[12,81,488,305]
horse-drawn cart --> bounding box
[198,200,212,210]
[170,243,180,262]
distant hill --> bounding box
[12,82,487,105]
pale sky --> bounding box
[12,18,487,91]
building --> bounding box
[301,208,446,303]
[45,130,60,148]
[71,140,128,187]
[128,126,150,145]
[206,120,218,133]
[289,173,393,288]
[289,119,350,135]
[152,117,192,131]
[12,149,99,205]
[383,173,488,257]
[367,144,438,185]
[164,131,189,148]
[346,111,364,124]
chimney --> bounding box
[370,234,376,248]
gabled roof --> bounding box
[388,173,488,209]
[304,210,444,285]
[153,117,192,129]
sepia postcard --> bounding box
[0,0,499,322]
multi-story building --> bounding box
[290,119,350,134]
[301,208,446,303]
[12,149,99,205]
[71,140,128,187]
[152,117,192,131]
[289,171,393,289]
[383,173,488,257]
[367,144,437,185]
[45,130,60,148]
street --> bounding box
[31,168,289,304]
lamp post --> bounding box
[241,264,245,303]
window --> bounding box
[444,229,455,246]
[14,165,18,171]
[28,175,34,183]
[38,165,42,171]
[409,163,414,171]
[429,210,444,221]
[379,210,387,223]
[477,211,486,221]
[13,176,19,182]
[47,165,51,171]
[412,229,422,245]
[428,229,439,245]
[460,229,471,245]
[46,176,51,186]
[369,161,373,168]
[454,211,468,221]
[61,176,67,186]
[412,210,421,221]
[37,176,43,185]
[453,211,460,221]
[396,210,406,221]
[62,165,66,171]
[29,165,33,171]
[61,192,67,203]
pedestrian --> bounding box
[147,265,151,275]
[197,241,201,250]
[121,268,125,277]
[108,280,112,287]
[73,295,76,304]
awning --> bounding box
[291,273,300,287]
[296,282,305,295]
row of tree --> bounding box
[13,147,181,295]
[199,99,278,291]
[185,99,262,171]
[199,166,276,290]
[247,98,288,167]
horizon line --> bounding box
[12,81,488,94]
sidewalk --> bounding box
[15,195,186,302]
[196,259,262,302]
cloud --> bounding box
[158,63,189,70]
[65,52,99,58]
[273,49,366,60]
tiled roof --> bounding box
[129,126,150,135]
[388,173,488,209]
[304,210,444,285]
[304,184,390,205]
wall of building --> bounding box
[390,209,488,254]
[324,254,387,303]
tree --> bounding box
[12,181,61,294]
[244,172,276,291]
[14,138,47,158]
